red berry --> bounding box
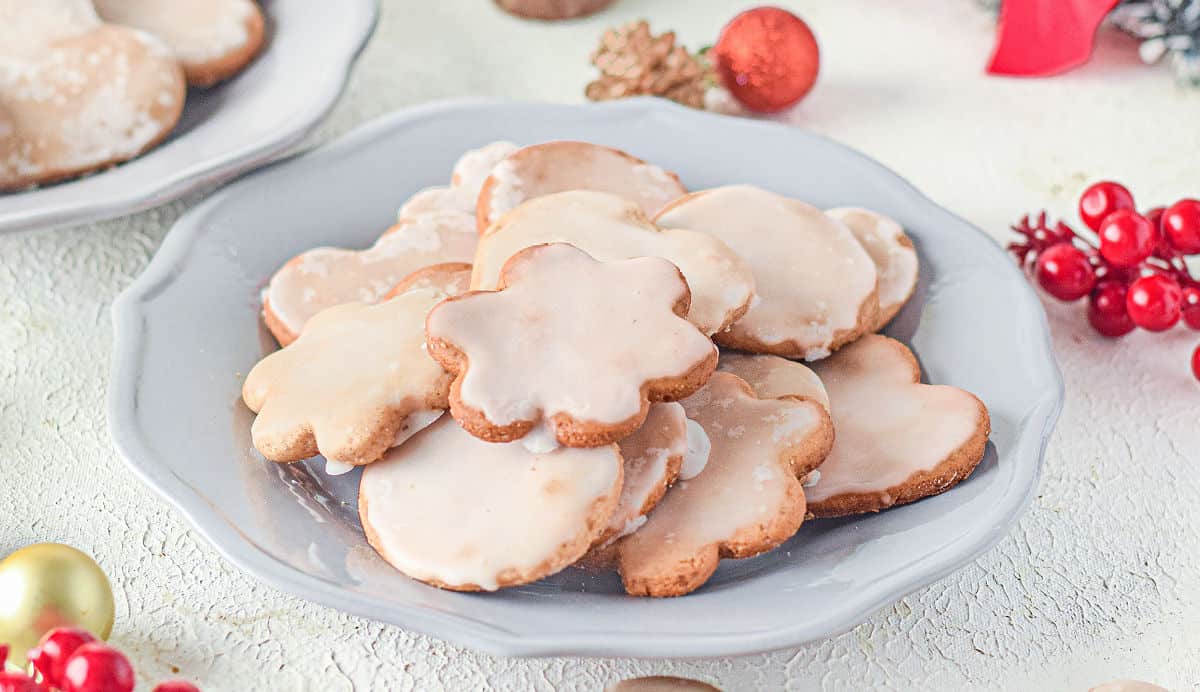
[1193,344,1200,381]
[29,627,97,689]
[1126,274,1183,332]
[1182,286,1200,330]
[1145,206,1165,230]
[1034,242,1095,301]
[153,682,201,692]
[1088,281,1136,337]
[0,647,40,692]
[62,644,134,692]
[1162,199,1200,254]
[1079,181,1135,231]
[0,673,42,692]
[1098,210,1158,267]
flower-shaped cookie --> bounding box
[826,207,919,331]
[383,262,473,301]
[0,0,186,190]
[656,185,880,360]
[475,141,687,232]
[262,211,477,346]
[426,243,719,449]
[471,191,756,335]
[398,141,519,220]
[359,416,623,591]
[615,372,833,597]
[717,352,830,411]
[93,0,265,87]
[805,335,991,517]
[243,288,453,468]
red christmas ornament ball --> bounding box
[1182,286,1200,330]
[1192,344,1200,382]
[1087,281,1136,338]
[1078,181,1135,232]
[1162,198,1200,254]
[713,7,819,113]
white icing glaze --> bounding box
[602,402,688,543]
[471,190,756,336]
[805,335,986,504]
[265,211,477,341]
[479,141,686,228]
[717,352,831,411]
[397,141,518,220]
[0,1,184,189]
[429,244,717,434]
[93,0,255,63]
[520,421,561,454]
[827,206,918,329]
[617,373,824,587]
[359,417,622,591]
[680,418,710,480]
[324,459,354,476]
[243,289,452,465]
[656,185,878,359]
[802,469,821,487]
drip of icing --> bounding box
[470,190,755,336]
[394,410,444,446]
[324,458,355,476]
[428,244,717,429]
[480,141,687,228]
[520,420,560,454]
[680,418,710,480]
[656,185,878,356]
[803,469,821,488]
[358,417,622,591]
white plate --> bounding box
[0,0,378,234]
[108,98,1063,658]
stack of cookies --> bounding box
[0,0,264,190]
[243,140,992,597]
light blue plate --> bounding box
[108,98,1063,658]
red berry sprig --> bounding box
[1009,181,1200,381]
[12,627,204,692]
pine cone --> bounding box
[585,20,709,109]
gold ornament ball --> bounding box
[0,543,114,668]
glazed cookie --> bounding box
[471,191,755,335]
[262,211,477,346]
[359,416,622,591]
[475,141,687,232]
[804,335,990,517]
[827,207,919,330]
[383,262,473,300]
[0,0,186,190]
[656,185,879,360]
[398,141,519,220]
[94,0,265,87]
[426,243,718,450]
[243,289,453,471]
[717,352,830,411]
[615,373,833,597]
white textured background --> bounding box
[2,1,1199,690]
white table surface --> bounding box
[2,1,1199,690]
